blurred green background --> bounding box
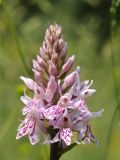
[0,0,120,160]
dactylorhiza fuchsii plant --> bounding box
[16,24,104,160]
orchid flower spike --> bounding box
[16,24,103,160]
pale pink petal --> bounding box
[20,95,31,105]
[28,124,41,145]
[22,107,30,115]
[80,80,93,91]
[20,76,34,90]
[68,109,82,124]
[80,89,96,98]
[27,120,35,135]
[90,108,104,118]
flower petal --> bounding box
[90,108,104,118]
[80,89,96,98]
[20,95,31,105]
[60,128,73,146]
[80,80,93,91]
[20,76,34,90]
[16,123,29,139]
[28,124,41,145]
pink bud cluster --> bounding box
[16,24,103,147]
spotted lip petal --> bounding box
[28,123,41,145]
[44,105,63,122]
[60,128,73,146]
[16,122,29,139]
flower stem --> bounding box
[50,143,60,160]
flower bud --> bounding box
[56,26,62,37]
[32,69,44,87]
[49,60,57,76]
[60,42,67,57]
[51,50,58,64]
[45,76,57,102]
[61,71,77,91]
[58,55,75,78]
[39,47,47,60]
[32,60,43,72]
[61,66,80,91]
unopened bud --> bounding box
[45,76,57,102]
[59,38,64,49]
[58,55,75,78]
[49,61,57,76]
[51,50,58,64]
[33,60,43,72]
[61,71,77,91]
[60,42,67,57]
[32,69,44,87]
[56,26,62,37]
[39,47,47,60]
